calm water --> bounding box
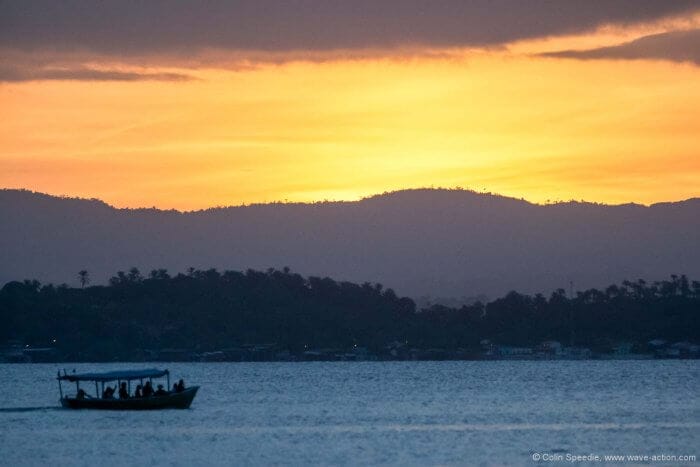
[1,361,698,466]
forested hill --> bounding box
[1,188,700,298]
[1,268,698,361]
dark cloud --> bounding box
[0,0,697,55]
[0,65,193,82]
[541,29,700,65]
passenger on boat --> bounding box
[142,381,154,397]
[155,384,167,396]
[176,379,186,392]
[134,384,143,398]
[102,386,115,399]
[118,382,129,399]
[77,389,87,400]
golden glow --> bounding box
[508,10,700,54]
[2,36,700,209]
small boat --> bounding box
[57,368,199,410]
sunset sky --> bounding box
[1,1,699,210]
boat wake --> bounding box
[0,406,62,413]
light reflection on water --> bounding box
[1,361,698,466]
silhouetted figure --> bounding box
[118,382,129,399]
[77,389,86,400]
[155,384,167,396]
[102,386,115,399]
[134,384,143,398]
[142,381,154,397]
[172,383,178,392]
[176,379,185,392]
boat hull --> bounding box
[60,386,199,410]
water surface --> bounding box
[1,361,698,466]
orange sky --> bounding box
[2,21,700,210]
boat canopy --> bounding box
[58,368,169,382]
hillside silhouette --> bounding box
[1,188,699,297]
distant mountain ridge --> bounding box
[1,188,699,297]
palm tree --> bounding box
[78,270,90,288]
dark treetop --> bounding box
[1,267,698,361]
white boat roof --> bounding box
[58,368,168,382]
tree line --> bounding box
[1,268,698,360]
